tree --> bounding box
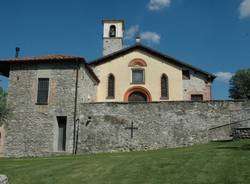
[0,86,8,124]
[229,68,250,100]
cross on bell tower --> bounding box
[103,20,124,56]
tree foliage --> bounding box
[0,86,8,123]
[229,68,250,100]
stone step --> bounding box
[0,175,8,184]
[210,137,234,142]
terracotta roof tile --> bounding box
[0,54,100,83]
[0,54,82,62]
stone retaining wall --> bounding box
[4,100,250,157]
[209,108,250,141]
[77,101,250,153]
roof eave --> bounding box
[0,57,100,83]
[89,44,216,81]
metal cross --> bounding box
[125,121,138,139]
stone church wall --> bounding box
[4,62,96,157]
[76,101,250,153]
[0,125,4,156]
[78,65,97,103]
[4,64,250,157]
[183,70,212,100]
[4,99,250,157]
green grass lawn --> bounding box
[1,140,250,184]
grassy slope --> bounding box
[0,140,250,184]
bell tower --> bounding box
[103,20,124,56]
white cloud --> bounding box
[148,0,171,11]
[214,72,234,82]
[239,0,250,19]
[125,25,161,44]
[141,32,161,44]
[125,25,139,40]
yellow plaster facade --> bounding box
[93,50,183,102]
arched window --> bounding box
[107,74,115,98]
[109,25,116,37]
[161,74,169,99]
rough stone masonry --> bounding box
[4,61,97,157]
[4,97,250,157]
[2,59,250,157]
[77,101,250,154]
[0,175,8,184]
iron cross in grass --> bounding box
[125,121,138,139]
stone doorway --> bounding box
[57,117,67,151]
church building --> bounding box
[0,19,216,103]
[92,20,215,102]
[0,20,216,157]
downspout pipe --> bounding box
[73,62,80,155]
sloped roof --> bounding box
[0,54,82,62]
[0,54,100,83]
[89,44,216,81]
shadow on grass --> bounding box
[211,140,233,143]
[216,144,250,151]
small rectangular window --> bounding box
[191,94,203,101]
[37,78,49,104]
[182,70,190,80]
[132,69,144,84]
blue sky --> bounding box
[0,0,249,99]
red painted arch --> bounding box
[123,86,152,102]
[128,58,147,67]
